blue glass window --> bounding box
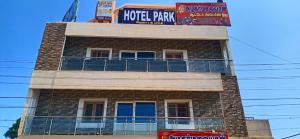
[116,102,156,123]
[135,102,156,123]
[137,52,155,60]
[116,103,133,123]
[121,52,135,59]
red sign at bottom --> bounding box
[158,130,228,139]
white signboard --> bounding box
[96,0,114,20]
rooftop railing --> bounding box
[22,116,224,136]
[59,57,232,75]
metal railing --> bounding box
[22,116,224,136]
[59,57,232,75]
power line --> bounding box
[247,114,300,117]
[0,97,29,99]
[241,89,300,91]
[244,104,300,108]
[281,132,300,139]
[1,96,300,101]
[1,74,300,81]
[235,63,300,66]
[2,103,300,109]
[2,58,300,66]
[230,36,291,62]
[236,67,300,72]
[243,98,300,101]
[0,81,300,93]
[0,66,33,69]
[2,66,300,72]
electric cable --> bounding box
[230,36,291,62]
[281,132,300,139]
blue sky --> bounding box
[0,0,300,138]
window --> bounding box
[137,52,155,60]
[82,102,104,123]
[114,102,157,135]
[116,102,156,123]
[163,49,188,60]
[116,103,133,123]
[164,99,194,129]
[120,51,155,60]
[167,102,190,124]
[120,51,135,59]
[76,98,107,128]
[91,50,110,58]
[163,50,188,72]
[86,48,112,59]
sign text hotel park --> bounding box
[118,8,176,25]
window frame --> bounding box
[86,48,112,59]
[164,99,195,129]
[163,49,188,61]
[76,98,108,128]
[114,101,157,123]
[119,50,156,60]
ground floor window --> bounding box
[82,102,104,122]
[164,99,194,129]
[116,102,156,123]
[76,98,107,128]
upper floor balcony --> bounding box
[32,23,233,92]
[60,57,231,74]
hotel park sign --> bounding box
[118,8,176,25]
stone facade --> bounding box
[35,90,222,118]
[29,23,248,137]
[30,90,223,135]
[221,76,248,137]
[63,37,223,60]
[35,23,67,70]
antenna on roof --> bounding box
[217,0,224,3]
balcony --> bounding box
[30,57,227,91]
[22,116,224,136]
[59,57,231,74]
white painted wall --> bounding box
[30,71,223,92]
[65,23,228,40]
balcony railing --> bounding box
[22,116,224,136]
[59,57,232,75]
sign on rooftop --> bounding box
[176,3,231,26]
[118,8,176,25]
[96,0,114,21]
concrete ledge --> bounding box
[30,70,223,92]
[65,23,228,40]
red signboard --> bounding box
[158,130,228,139]
[176,3,231,26]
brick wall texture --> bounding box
[221,76,248,137]
[35,23,67,70]
[35,90,222,118]
[30,23,248,137]
[63,37,223,60]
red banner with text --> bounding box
[158,130,228,139]
[176,3,231,26]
